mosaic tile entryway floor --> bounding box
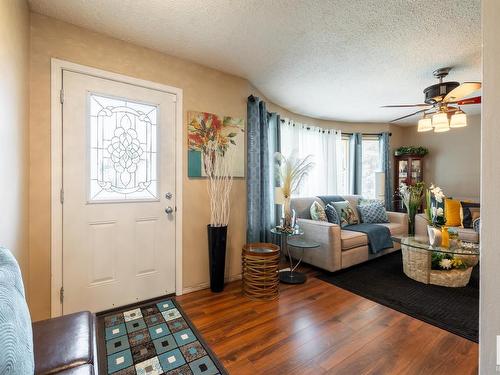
[98,298,227,375]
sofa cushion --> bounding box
[33,311,94,374]
[0,247,34,375]
[291,197,324,219]
[455,227,479,243]
[341,230,368,250]
[377,222,407,236]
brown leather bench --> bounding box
[33,311,98,375]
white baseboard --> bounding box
[182,274,242,294]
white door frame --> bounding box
[50,58,183,317]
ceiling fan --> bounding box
[382,67,481,132]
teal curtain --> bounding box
[380,132,393,210]
[246,96,280,242]
[350,133,362,195]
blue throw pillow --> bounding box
[357,202,389,224]
[324,204,340,225]
[473,218,480,233]
[0,247,34,374]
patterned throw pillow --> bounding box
[357,202,389,224]
[331,201,359,227]
[324,204,340,225]
[310,201,327,221]
[473,218,480,233]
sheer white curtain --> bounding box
[280,119,342,197]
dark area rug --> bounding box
[317,251,479,342]
[97,297,227,374]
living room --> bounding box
[0,1,498,374]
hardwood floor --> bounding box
[177,267,478,375]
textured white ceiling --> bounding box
[29,0,481,124]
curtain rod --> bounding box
[278,118,391,136]
[342,132,392,137]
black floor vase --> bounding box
[207,225,228,292]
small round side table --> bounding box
[280,237,320,284]
[242,243,280,300]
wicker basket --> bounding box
[242,243,280,300]
[401,245,475,287]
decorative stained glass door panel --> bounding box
[89,94,159,201]
[62,70,177,314]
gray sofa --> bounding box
[415,213,479,244]
[289,195,408,272]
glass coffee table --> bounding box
[392,235,479,287]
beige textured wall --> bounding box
[29,13,252,320]
[398,115,481,200]
[480,0,500,372]
[29,13,401,320]
[0,0,30,288]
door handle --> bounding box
[165,207,174,214]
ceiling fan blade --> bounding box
[448,96,481,105]
[389,108,429,123]
[381,104,431,108]
[443,82,482,102]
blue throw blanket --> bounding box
[317,195,345,205]
[344,223,393,254]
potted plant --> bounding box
[204,143,233,292]
[394,146,429,157]
[398,182,425,235]
[275,153,314,232]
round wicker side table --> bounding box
[242,243,280,300]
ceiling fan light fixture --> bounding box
[450,110,467,128]
[432,112,450,133]
[417,116,433,132]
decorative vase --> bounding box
[427,225,442,246]
[407,205,418,235]
[207,225,228,293]
[283,196,293,230]
[441,226,450,248]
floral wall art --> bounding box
[187,111,245,177]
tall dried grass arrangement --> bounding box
[204,146,233,227]
[275,152,314,200]
[275,152,314,229]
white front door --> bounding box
[62,70,177,314]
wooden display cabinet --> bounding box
[393,154,425,213]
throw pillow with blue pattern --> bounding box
[324,204,340,225]
[473,218,480,233]
[357,202,389,224]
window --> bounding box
[361,136,382,198]
[279,120,342,197]
[339,134,382,197]
[89,93,159,202]
[279,122,383,198]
